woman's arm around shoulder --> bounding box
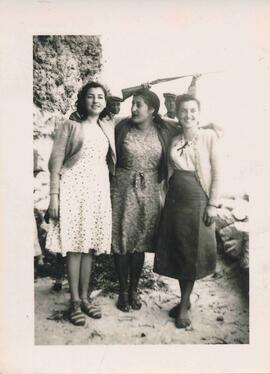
[114,117,132,138]
[162,121,181,144]
[200,122,224,138]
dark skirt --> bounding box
[153,170,216,280]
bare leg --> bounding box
[66,252,86,326]
[79,253,102,319]
[129,252,145,309]
[114,254,129,312]
[79,253,93,300]
[169,281,191,318]
[175,280,195,328]
[66,252,81,302]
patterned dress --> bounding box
[46,123,112,257]
[111,125,163,254]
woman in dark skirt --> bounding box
[154,94,220,329]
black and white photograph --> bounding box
[33,34,250,345]
[1,1,270,373]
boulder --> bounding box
[217,202,249,271]
[215,208,235,231]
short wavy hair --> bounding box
[75,81,108,120]
[175,94,201,114]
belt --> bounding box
[117,166,157,190]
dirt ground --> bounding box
[35,253,249,345]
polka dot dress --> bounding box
[46,123,112,256]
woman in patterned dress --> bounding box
[46,82,116,326]
[154,94,220,329]
[111,88,173,312]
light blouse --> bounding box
[170,131,200,171]
[167,129,220,206]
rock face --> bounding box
[33,35,103,142]
[33,35,102,116]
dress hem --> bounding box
[46,247,111,257]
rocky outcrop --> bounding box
[33,35,103,151]
[216,196,249,271]
[33,35,102,115]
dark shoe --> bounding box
[129,291,142,310]
[116,292,130,312]
[169,304,179,318]
[175,316,191,329]
[69,301,86,326]
[52,282,62,292]
[174,303,191,329]
[36,255,45,267]
[81,299,102,319]
[169,302,191,318]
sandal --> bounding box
[129,291,142,310]
[81,299,102,319]
[69,300,86,326]
[116,292,130,312]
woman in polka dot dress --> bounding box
[46,82,116,326]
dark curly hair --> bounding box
[75,81,108,120]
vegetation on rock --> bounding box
[33,35,102,114]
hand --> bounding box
[141,82,151,89]
[203,205,217,226]
[48,194,59,220]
